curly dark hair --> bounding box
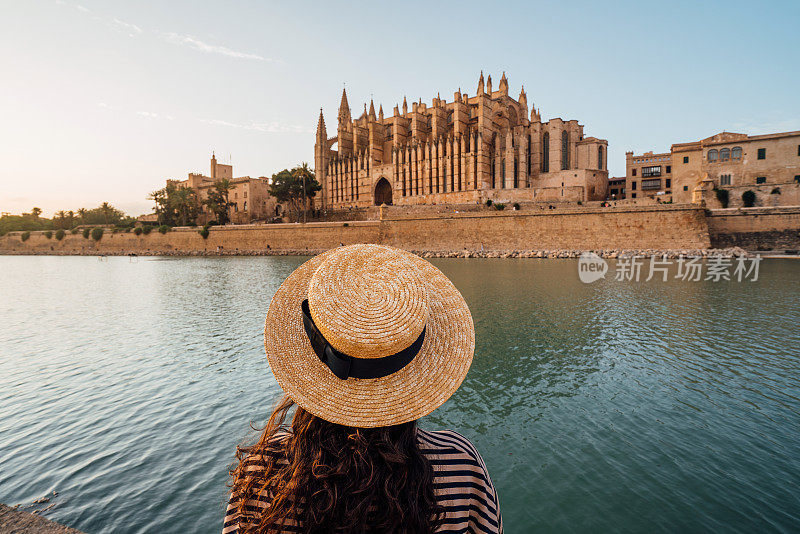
[229,395,445,533]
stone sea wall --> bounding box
[0,205,713,255]
[707,206,800,250]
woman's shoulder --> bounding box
[416,428,485,461]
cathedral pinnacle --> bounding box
[478,71,485,95]
[338,87,351,123]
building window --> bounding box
[632,168,637,176]
[631,181,637,190]
[708,149,718,162]
[720,148,730,161]
[720,174,731,186]
[632,193,637,198]
[796,175,800,183]
[598,145,604,169]
[683,156,689,164]
[642,179,661,190]
[757,148,766,160]
[243,201,247,211]
[732,147,742,160]
[561,131,569,170]
[666,165,671,173]
[756,176,766,184]
[683,185,688,191]
[666,178,671,188]
[542,132,549,172]
[642,166,661,177]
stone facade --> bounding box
[167,154,280,224]
[629,130,800,208]
[607,176,626,199]
[315,73,609,210]
[625,151,673,200]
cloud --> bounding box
[57,1,271,60]
[137,111,174,120]
[199,118,312,134]
[161,33,271,62]
[731,119,800,135]
[112,18,142,37]
[97,102,109,108]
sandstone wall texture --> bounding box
[0,206,713,255]
[707,206,800,250]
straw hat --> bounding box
[264,244,474,428]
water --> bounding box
[1,256,799,533]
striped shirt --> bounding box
[223,428,502,533]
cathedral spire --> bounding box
[518,85,527,108]
[368,99,376,120]
[338,87,351,123]
[316,108,327,139]
[499,71,508,95]
[402,96,408,115]
[487,74,492,94]
[477,71,484,95]
[378,104,384,121]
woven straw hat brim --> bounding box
[264,247,475,428]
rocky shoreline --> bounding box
[0,503,83,533]
[0,247,753,258]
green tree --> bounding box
[77,208,87,225]
[203,179,234,225]
[269,164,321,222]
[31,207,42,219]
[742,190,756,208]
[149,183,200,226]
[99,202,113,225]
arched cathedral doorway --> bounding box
[374,177,392,205]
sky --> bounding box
[1,0,798,217]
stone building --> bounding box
[607,176,626,199]
[315,73,608,210]
[167,154,280,224]
[629,130,800,207]
[624,151,674,201]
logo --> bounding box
[578,252,608,283]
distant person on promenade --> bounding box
[224,244,501,533]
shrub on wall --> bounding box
[199,228,209,239]
[494,203,506,211]
[55,229,65,240]
[44,230,53,239]
[771,187,781,195]
[82,228,91,239]
[21,231,30,242]
[742,190,756,207]
[71,228,79,235]
[485,199,493,207]
[91,227,103,241]
[158,225,170,234]
[134,227,143,236]
[715,188,730,208]
[142,226,153,235]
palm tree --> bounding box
[292,162,314,223]
[100,202,113,225]
[77,208,87,225]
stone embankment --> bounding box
[0,503,84,533]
